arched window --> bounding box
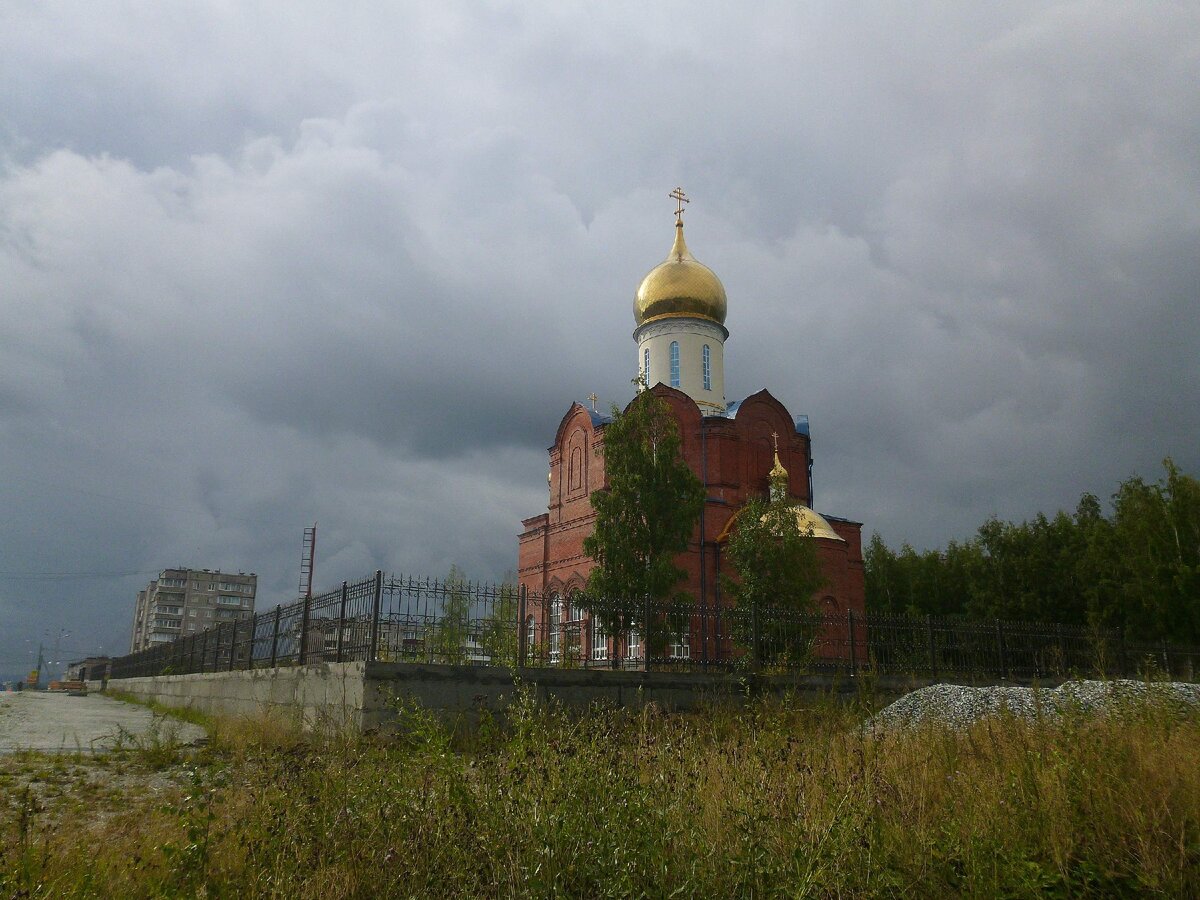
[702,345,711,391]
[591,616,607,661]
[549,594,562,663]
[669,341,680,387]
[568,445,584,493]
[643,348,650,386]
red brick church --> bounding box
[518,192,864,663]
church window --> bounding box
[670,627,690,660]
[568,445,584,493]
[670,341,680,387]
[549,594,562,663]
[702,345,711,390]
[643,348,650,385]
[626,627,641,661]
[591,617,607,661]
[525,615,535,662]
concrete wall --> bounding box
[98,662,369,730]
[101,661,951,732]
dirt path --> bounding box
[0,691,206,752]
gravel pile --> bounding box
[868,679,1200,732]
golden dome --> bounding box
[716,503,846,543]
[771,506,845,543]
[634,222,727,327]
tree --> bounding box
[581,387,705,662]
[862,458,1200,646]
[1106,458,1200,643]
[721,497,825,666]
[478,576,520,668]
[430,566,471,665]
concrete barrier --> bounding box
[96,662,368,730]
[99,662,961,731]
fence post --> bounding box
[228,622,237,672]
[926,615,938,681]
[269,605,281,667]
[200,628,209,674]
[368,570,383,663]
[847,609,857,675]
[995,619,1008,680]
[335,581,349,663]
[298,587,313,665]
[517,584,528,668]
[1056,622,1068,676]
[1162,639,1171,677]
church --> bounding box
[518,191,864,664]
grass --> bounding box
[1,687,1198,897]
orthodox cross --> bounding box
[771,431,779,453]
[669,186,689,224]
[587,392,598,412]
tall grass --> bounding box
[2,688,1198,897]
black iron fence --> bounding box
[111,572,1200,683]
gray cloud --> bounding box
[2,2,1198,679]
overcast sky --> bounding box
[2,2,1197,679]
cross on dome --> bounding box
[669,186,689,224]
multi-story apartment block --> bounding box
[129,568,257,653]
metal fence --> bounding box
[110,571,1200,683]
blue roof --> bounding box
[586,409,612,427]
[715,399,809,435]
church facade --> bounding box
[518,194,864,664]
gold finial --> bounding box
[587,392,598,412]
[669,186,689,225]
[769,432,788,502]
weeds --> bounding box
[0,692,1197,897]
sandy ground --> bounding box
[0,690,207,753]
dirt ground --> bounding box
[0,690,206,753]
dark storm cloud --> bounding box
[2,2,1198,678]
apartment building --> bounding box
[129,567,257,653]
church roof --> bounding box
[716,399,809,436]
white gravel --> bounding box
[868,679,1200,731]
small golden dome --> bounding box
[634,223,727,327]
[771,506,845,543]
[769,451,788,480]
[769,450,789,503]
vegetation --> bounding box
[866,457,1200,643]
[722,496,825,666]
[582,386,705,659]
[3,690,1200,897]
[478,580,520,668]
[429,566,472,665]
